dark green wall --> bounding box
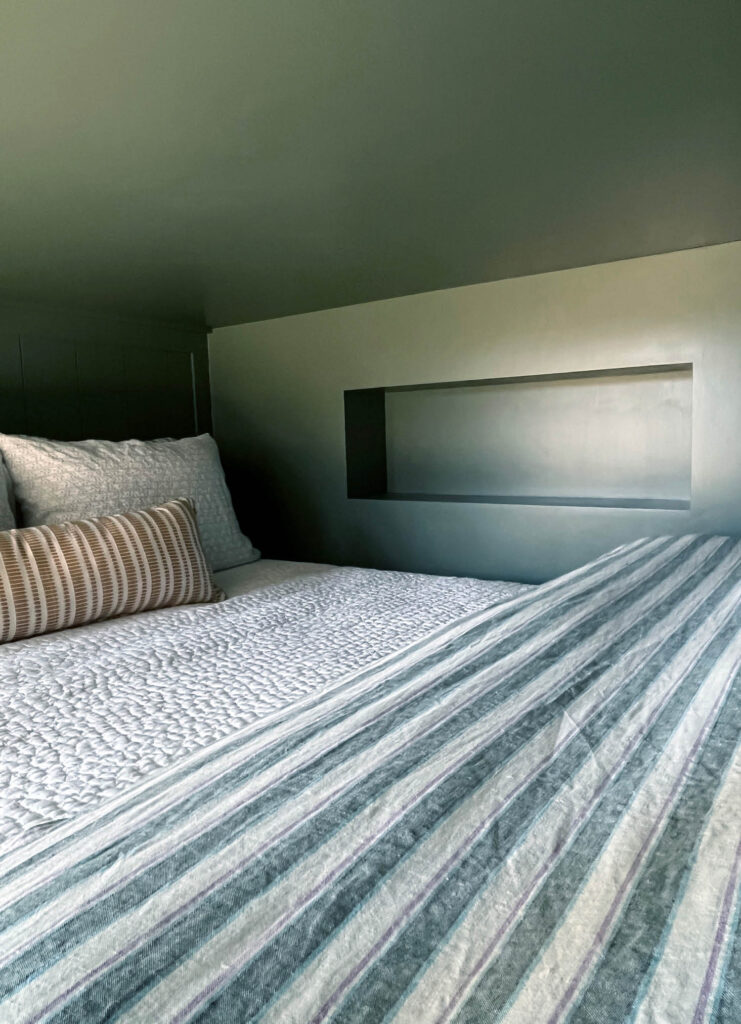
[0,301,210,441]
[210,243,741,584]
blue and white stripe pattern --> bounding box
[1,535,740,1023]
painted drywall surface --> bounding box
[210,242,741,583]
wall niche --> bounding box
[344,363,692,511]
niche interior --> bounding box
[344,363,692,511]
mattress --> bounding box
[0,558,531,853]
[1,535,739,1023]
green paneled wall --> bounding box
[0,302,210,442]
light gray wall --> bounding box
[210,242,741,583]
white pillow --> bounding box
[0,433,259,571]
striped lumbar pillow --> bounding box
[0,497,224,643]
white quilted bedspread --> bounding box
[0,560,531,853]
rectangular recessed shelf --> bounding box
[376,493,690,510]
[345,363,693,511]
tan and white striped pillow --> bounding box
[0,498,225,643]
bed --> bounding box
[0,557,531,854]
[1,534,739,1023]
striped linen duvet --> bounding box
[0,535,739,1023]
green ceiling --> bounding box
[1,0,739,329]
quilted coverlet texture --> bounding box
[0,562,528,851]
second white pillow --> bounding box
[0,432,259,571]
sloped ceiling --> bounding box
[1,0,739,328]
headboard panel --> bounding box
[0,303,210,442]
